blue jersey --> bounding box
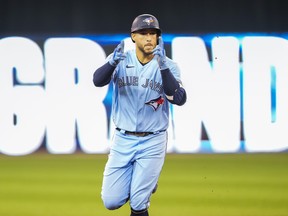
[108,49,182,132]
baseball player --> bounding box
[93,14,187,216]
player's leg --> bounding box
[101,160,132,210]
[130,208,149,216]
[152,182,158,194]
[129,132,167,214]
[101,131,136,210]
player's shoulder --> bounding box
[166,56,178,67]
[165,56,181,75]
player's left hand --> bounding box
[153,37,168,70]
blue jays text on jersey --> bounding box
[108,49,182,133]
[117,76,164,94]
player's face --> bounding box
[132,29,158,55]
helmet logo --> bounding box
[143,17,154,25]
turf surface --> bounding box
[0,153,287,216]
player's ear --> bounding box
[131,33,135,43]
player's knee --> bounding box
[102,195,127,210]
[102,198,121,210]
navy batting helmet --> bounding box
[131,14,162,35]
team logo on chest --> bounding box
[145,96,164,111]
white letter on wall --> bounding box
[172,37,241,153]
[0,37,45,155]
[44,38,109,154]
[242,37,288,152]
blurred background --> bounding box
[1,0,288,155]
[1,0,288,35]
[1,1,288,216]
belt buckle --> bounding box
[116,128,152,137]
[139,132,149,137]
[126,131,149,137]
[130,132,147,137]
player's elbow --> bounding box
[93,72,110,87]
[167,87,187,106]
